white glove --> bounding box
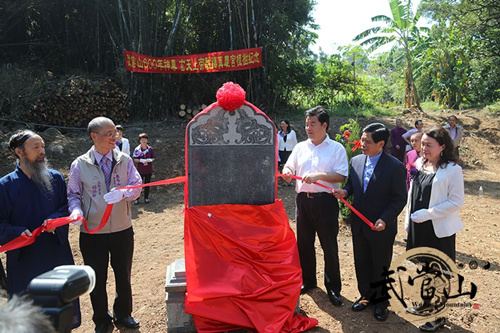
[139,158,147,163]
[145,158,153,163]
[70,208,84,226]
[103,189,125,204]
[410,211,426,223]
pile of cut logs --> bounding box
[178,104,207,120]
[26,75,130,128]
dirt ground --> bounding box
[1,108,499,332]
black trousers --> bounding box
[295,193,341,294]
[352,229,395,308]
[407,219,456,262]
[279,150,292,167]
[80,227,134,325]
[140,174,152,199]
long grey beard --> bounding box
[24,158,54,194]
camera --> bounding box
[28,265,95,333]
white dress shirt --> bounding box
[284,135,348,192]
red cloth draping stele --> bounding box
[0,170,373,331]
[184,200,318,332]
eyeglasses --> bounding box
[97,131,117,138]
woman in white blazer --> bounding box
[115,124,130,156]
[278,120,298,186]
[405,126,464,332]
[277,120,297,166]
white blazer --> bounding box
[278,130,298,152]
[405,159,464,238]
[115,137,130,156]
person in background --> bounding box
[332,123,407,322]
[390,119,407,162]
[443,115,463,161]
[0,130,80,328]
[68,117,142,333]
[115,125,130,156]
[132,133,156,204]
[404,131,423,190]
[282,106,348,307]
[402,119,424,153]
[278,119,298,186]
[405,126,464,332]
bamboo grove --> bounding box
[0,0,316,121]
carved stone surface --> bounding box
[190,110,229,145]
[187,104,276,206]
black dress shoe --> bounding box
[419,317,446,332]
[114,316,140,329]
[327,289,343,306]
[94,322,113,333]
[374,306,388,321]
[406,302,434,315]
[352,296,369,312]
[300,284,317,295]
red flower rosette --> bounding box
[216,82,246,111]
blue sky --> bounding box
[310,0,424,54]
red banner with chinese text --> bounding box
[124,47,262,74]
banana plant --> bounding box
[353,0,430,109]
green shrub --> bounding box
[485,100,500,113]
[334,118,362,221]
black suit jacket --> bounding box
[344,152,407,239]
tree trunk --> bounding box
[228,0,233,50]
[164,0,184,56]
[405,52,420,109]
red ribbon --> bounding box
[0,216,76,253]
[0,176,187,253]
[0,174,374,253]
[115,176,187,190]
[278,174,375,229]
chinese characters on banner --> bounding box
[124,47,262,74]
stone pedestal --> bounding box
[165,259,195,332]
